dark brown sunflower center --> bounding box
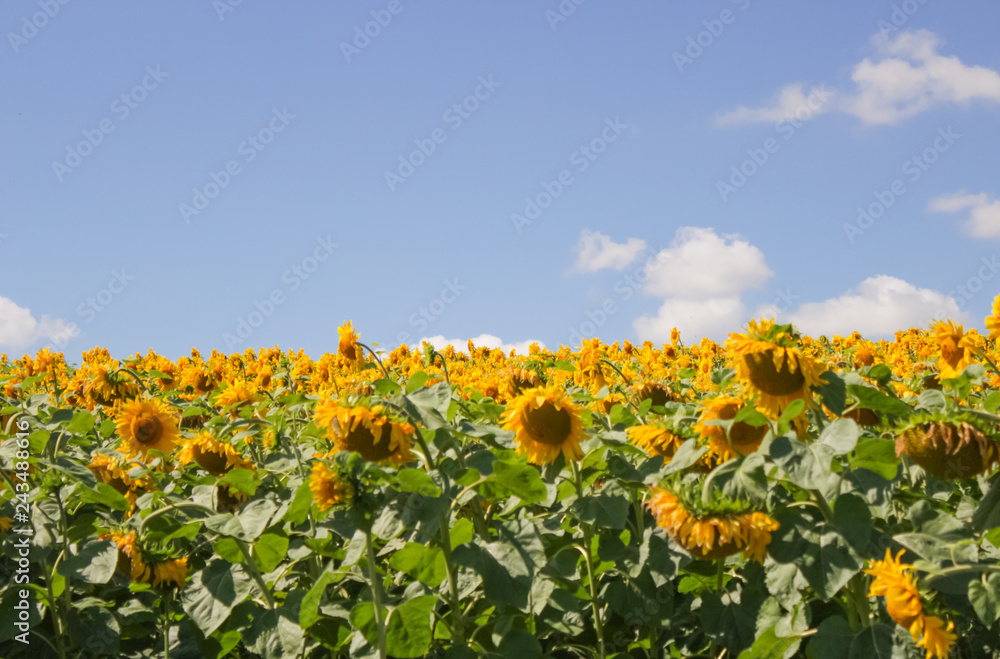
[193,446,230,475]
[134,416,163,445]
[638,384,673,407]
[342,423,394,461]
[342,344,358,361]
[715,403,766,453]
[521,402,572,447]
[744,349,805,396]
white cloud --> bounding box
[642,227,772,298]
[629,227,772,342]
[773,275,967,338]
[417,334,542,355]
[718,30,1000,126]
[634,296,746,343]
[570,229,647,273]
[0,297,78,350]
[716,83,834,126]
[928,191,1000,238]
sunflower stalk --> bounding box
[572,460,606,659]
[364,525,388,659]
[358,343,391,380]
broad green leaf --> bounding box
[814,371,847,416]
[389,543,448,588]
[181,560,253,636]
[394,468,442,497]
[58,539,118,585]
[487,460,546,504]
[384,595,437,658]
[737,626,799,659]
[969,574,1000,625]
[238,499,277,541]
[849,438,898,480]
[253,532,289,573]
[818,419,859,455]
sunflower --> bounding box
[310,461,354,511]
[314,400,414,466]
[177,432,253,475]
[694,396,768,462]
[215,379,259,417]
[0,517,12,532]
[895,415,999,479]
[632,381,676,408]
[338,321,366,370]
[503,383,587,465]
[627,425,684,459]
[646,486,778,562]
[504,367,542,398]
[929,320,976,380]
[726,319,825,429]
[85,362,139,407]
[115,397,180,459]
[865,549,956,659]
[986,294,1000,341]
[88,453,151,494]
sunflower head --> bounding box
[726,319,825,431]
[502,383,587,465]
[986,293,1000,341]
[930,319,976,380]
[177,432,253,475]
[310,461,354,512]
[114,397,180,460]
[314,399,414,466]
[338,321,365,370]
[895,413,999,479]
[633,381,676,408]
[694,395,768,462]
[627,424,684,460]
[647,482,778,562]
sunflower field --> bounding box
[5,315,1000,659]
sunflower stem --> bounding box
[364,525,388,659]
[163,588,171,659]
[437,512,466,646]
[716,558,726,592]
[572,461,606,659]
[432,351,451,386]
[358,343,390,380]
[236,538,276,609]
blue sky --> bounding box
[3,0,1000,360]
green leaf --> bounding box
[75,481,130,512]
[969,574,1000,625]
[973,471,1000,532]
[832,493,871,552]
[814,371,846,416]
[389,543,448,588]
[778,399,806,426]
[571,481,630,530]
[916,389,947,413]
[253,532,289,574]
[737,626,799,659]
[733,405,770,427]
[373,378,402,396]
[238,499,277,541]
[67,411,95,435]
[769,435,833,489]
[214,537,246,564]
[385,595,437,658]
[283,479,313,525]
[450,518,474,549]
[300,569,343,629]
[497,628,544,658]
[847,623,893,659]
[219,468,261,496]
[181,559,253,636]
[806,615,851,659]
[847,384,911,417]
[488,460,547,504]
[769,510,862,601]
[394,468,442,497]
[405,371,430,393]
[985,390,1000,413]
[58,539,118,585]
[818,419,859,455]
[849,438,898,480]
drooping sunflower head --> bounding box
[726,319,825,424]
[314,399,414,466]
[505,367,543,398]
[115,397,180,460]
[627,424,685,460]
[88,453,152,499]
[215,379,259,417]
[865,548,956,658]
[309,461,354,512]
[646,482,778,562]
[176,432,253,475]
[503,383,587,465]
[694,395,768,462]
[632,381,677,409]
[338,321,366,370]
[85,361,139,407]
[929,319,976,380]
[895,412,999,479]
